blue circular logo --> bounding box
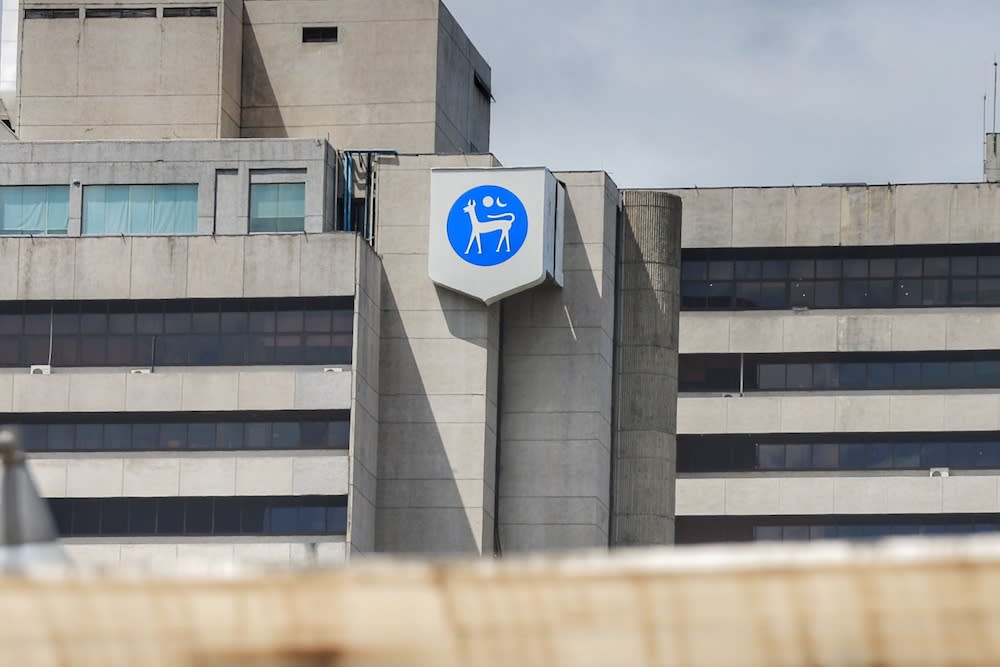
[446,185,528,266]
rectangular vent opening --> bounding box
[85,7,156,18]
[163,6,217,17]
[25,8,79,19]
[302,26,338,43]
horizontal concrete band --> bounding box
[29,454,349,497]
[666,182,1000,248]
[0,233,360,300]
[677,475,1000,516]
[0,368,352,412]
[681,309,1000,354]
[64,539,347,568]
[679,393,1000,434]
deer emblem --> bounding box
[462,199,516,255]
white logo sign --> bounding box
[429,168,563,304]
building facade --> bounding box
[0,0,681,567]
[669,159,1000,543]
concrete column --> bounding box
[987,133,1000,183]
[373,154,500,555]
[610,190,681,546]
[497,172,619,552]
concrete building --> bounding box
[12,0,490,152]
[0,0,680,567]
[668,149,1000,544]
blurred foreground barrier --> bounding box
[4,537,1000,666]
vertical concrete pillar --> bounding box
[497,172,619,552]
[987,133,1000,183]
[373,154,500,555]
[610,190,681,546]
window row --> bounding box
[0,298,353,368]
[49,495,348,537]
[26,6,219,18]
[681,277,1000,309]
[675,515,1000,545]
[679,351,1000,393]
[682,244,1000,310]
[678,433,1000,473]
[0,182,307,236]
[11,412,349,452]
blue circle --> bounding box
[446,185,528,266]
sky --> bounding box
[445,1,1000,189]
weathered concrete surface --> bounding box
[666,182,1000,247]
[497,172,618,552]
[611,190,681,546]
[374,154,500,555]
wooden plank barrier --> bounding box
[3,537,1000,666]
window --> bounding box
[678,432,1000,473]
[49,496,348,537]
[0,186,69,235]
[83,185,197,235]
[85,7,156,18]
[683,243,1000,311]
[676,515,1000,545]
[163,7,218,17]
[24,8,79,19]
[4,410,350,452]
[681,350,1000,393]
[302,26,338,42]
[0,297,353,368]
[250,183,305,232]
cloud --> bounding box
[445,0,1000,187]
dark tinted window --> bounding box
[0,298,352,368]
[683,244,1000,311]
[49,496,348,537]
[679,433,1000,473]
[681,351,1000,393]
[677,515,1000,545]
[13,412,350,452]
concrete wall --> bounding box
[64,538,347,568]
[17,1,231,139]
[610,191,681,546]
[495,173,618,552]
[678,393,1000,435]
[680,309,1000,355]
[677,475,1000,516]
[373,153,500,555]
[30,452,348,498]
[668,183,1000,248]
[988,133,1000,183]
[0,0,16,117]
[242,0,435,151]
[346,240,381,555]
[0,369,351,412]
[433,3,490,153]
[0,232,357,301]
[0,139,334,235]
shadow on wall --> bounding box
[610,191,681,546]
[373,275,483,554]
[241,22,286,138]
[494,187,614,552]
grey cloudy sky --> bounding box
[445,1,1000,188]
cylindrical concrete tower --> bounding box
[610,190,681,546]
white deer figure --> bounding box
[463,199,515,255]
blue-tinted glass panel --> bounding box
[0,185,70,235]
[84,185,197,235]
[250,182,305,233]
